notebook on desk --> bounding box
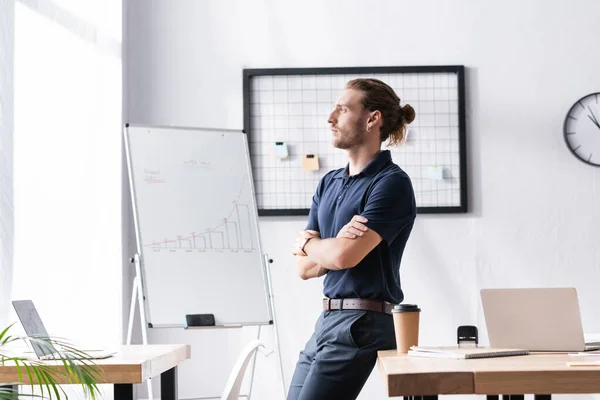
[481,288,600,352]
[408,346,529,359]
[12,300,115,360]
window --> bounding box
[12,0,122,365]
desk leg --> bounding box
[114,384,133,400]
[161,366,178,400]
[0,385,18,397]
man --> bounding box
[288,78,417,400]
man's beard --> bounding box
[332,121,367,150]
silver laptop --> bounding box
[481,288,600,352]
[12,300,115,360]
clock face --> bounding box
[563,92,600,167]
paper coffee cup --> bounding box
[392,304,420,354]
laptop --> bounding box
[12,300,116,360]
[481,288,600,352]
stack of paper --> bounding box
[408,346,529,359]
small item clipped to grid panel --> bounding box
[271,142,289,159]
[302,154,320,171]
[427,164,445,180]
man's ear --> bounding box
[366,110,382,132]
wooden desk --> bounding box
[378,350,600,400]
[0,344,191,400]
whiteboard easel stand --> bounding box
[126,263,155,400]
[263,255,287,399]
[124,124,155,400]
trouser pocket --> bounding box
[348,311,375,349]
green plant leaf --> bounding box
[0,323,103,399]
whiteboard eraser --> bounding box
[185,314,215,328]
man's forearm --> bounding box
[295,255,327,280]
[295,222,380,271]
[304,237,350,271]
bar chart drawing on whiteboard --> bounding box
[147,202,254,252]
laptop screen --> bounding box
[12,300,59,358]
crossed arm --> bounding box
[293,216,383,280]
[294,252,327,280]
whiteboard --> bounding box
[124,125,272,327]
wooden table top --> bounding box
[0,344,191,385]
[378,350,600,396]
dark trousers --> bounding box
[287,309,396,400]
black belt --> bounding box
[322,298,393,315]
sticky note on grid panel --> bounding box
[302,154,320,171]
[270,142,288,159]
[427,164,444,180]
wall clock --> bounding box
[563,92,600,167]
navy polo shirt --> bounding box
[306,150,416,304]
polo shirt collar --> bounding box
[334,150,392,179]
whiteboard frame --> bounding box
[243,65,468,216]
[123,124,274,328]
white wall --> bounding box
[0,0,15,328]
[124,1,600,399]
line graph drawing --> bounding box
[147,203,254,251]
[144,178,255,251]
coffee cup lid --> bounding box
[392,304,421,312]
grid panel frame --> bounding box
[243,66,468,216]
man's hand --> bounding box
[336,215,369,239]
[292,230,320,256]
